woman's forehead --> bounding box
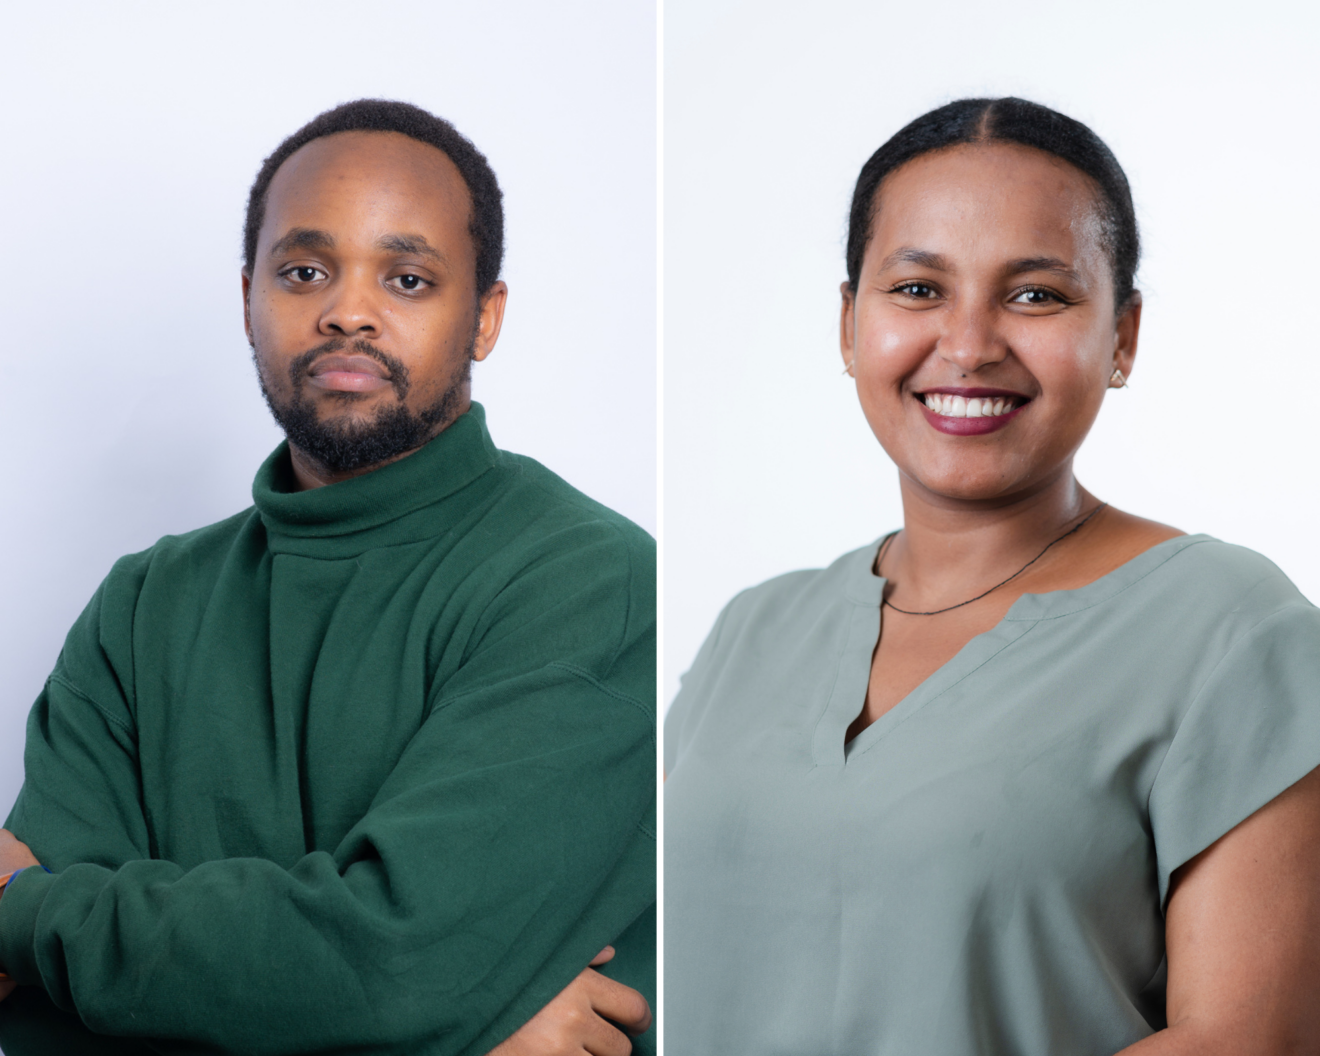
[870,143,1108,268]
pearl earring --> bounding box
[1109,368,1128,389]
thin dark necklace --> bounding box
[876,502,1109,616]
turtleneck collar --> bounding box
[252,402,500,559]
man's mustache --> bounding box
[288,338,412,399]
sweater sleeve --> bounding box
[3,554,153,869]
[0,533,656,1056]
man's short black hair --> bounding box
[243,99,505,295]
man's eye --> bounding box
[388,274,429,291]
[284,266,325,283]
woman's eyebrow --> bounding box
[1006,256,1081,282]
[879,247,949,272]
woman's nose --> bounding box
[937,301,1008,373]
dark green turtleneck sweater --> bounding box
[0,404,655,1055]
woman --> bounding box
[664,98,1320,1055]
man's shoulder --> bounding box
[104,506,261,595]
[485,450,654,569]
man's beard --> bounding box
[254,337,471,475]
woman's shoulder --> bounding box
[665,542,884,763]
[716,540,887,632]
[675,540,885,692]
[1090,509,1305,612]
[1023,530,1318,675]
[1155,534,1312,616]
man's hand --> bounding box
[489,946,652,1056]
[0,829,41,1002]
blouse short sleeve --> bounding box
[1148,600,1320,906]
[664,594,739,775]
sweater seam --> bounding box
[430,662,655,737]
[47,672,136,739]
[455,463,637,678]
[549,661,656,730]
[510,465,637,675]
[607,520,632,675]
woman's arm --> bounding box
[1118,764,1320,1055]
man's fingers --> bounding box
[0,980,16,1003]
[584,971,652,1036]
[588,946,615,967]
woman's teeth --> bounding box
[922,393,1020,418]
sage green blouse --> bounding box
[664,535,1320,1055]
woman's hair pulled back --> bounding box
[845,97,1139,311]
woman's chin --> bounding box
[899,463,1043,506]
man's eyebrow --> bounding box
[1006,257,1082,282]
[269,228,336,257]
[878,247,950,272]
[376,234,447,265]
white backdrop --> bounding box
[0,2,656,814]
[664,0,1320,706]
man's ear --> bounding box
[241,271,254,345]
[472,281,508,363]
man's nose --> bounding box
[319,275,383,337]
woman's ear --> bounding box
[840,282,856,376]
[1112,290,1142,381]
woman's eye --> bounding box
[1011,288,1059,305]
[895,282,937,299]
[389,274,428,291]
[284,266,325,283]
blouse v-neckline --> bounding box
[815,532,1212,766]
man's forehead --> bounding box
[267,131,468,210]
[284,128,459,174]
[260,132,472,249]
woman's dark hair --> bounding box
[243,99,504,295]
[845,97,1139,312]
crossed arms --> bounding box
[0,540,658,1054]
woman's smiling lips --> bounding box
[916,386,1030,436]
[306,353,394,394]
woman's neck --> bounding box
[883,465,1102,611]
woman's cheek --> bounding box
[859,313,917,364]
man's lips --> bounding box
[306,354,393,394]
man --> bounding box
[0,100,655,1056]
